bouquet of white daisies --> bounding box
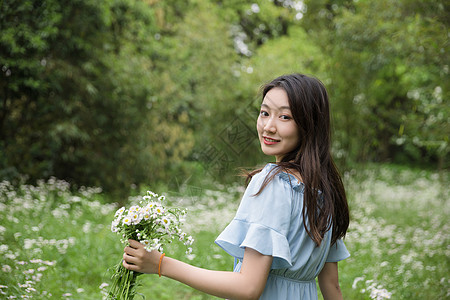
[107,191,193,300]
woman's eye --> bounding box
[280,115,291,120]
[260,111,269,117]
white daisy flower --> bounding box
[129,205,140,214]
[179,232,187,241]
[162,216,171,227]
[114,207,125,218]
[122,216,132,225]
[155,206,164,215]
[185,236,194,246]
[130,213,142,224]
[141,206,151,214]
[147,191,158,197]
[111,220,120,232]
[141,240,150,247]
[146,202,158,210]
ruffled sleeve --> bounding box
[326,238,350,262]
[215,164,294,269]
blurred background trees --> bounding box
[1,0,448,198]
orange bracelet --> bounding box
[158,253,166,277]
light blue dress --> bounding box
[215,163,350,299]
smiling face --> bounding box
[257,87,300,162]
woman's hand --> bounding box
[122,239,161,274]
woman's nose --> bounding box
[263,117,276,133]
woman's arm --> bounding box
[123,240,272,300]
[318,262,343,300]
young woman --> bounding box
[122,73,350,300]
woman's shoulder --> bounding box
[254,163,304,192]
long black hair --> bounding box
[249,73,349,246]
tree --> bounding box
[302,0,449,167]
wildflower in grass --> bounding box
[0,285,8,295]
[99,283,109,289]
[352,276,364,289]
[107,190,193,300]
[2,265,12,272]
[0,244,8,252]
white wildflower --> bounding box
[352,276,364,289]
[141,240,151,248]
[114,207,125,218]
[161,216,171,227]
[179,232,187,241]
[99,283,109,289]
[147,191,158,197]
[122,216,132,225]
[111,219,120,232]
[129,205,140,214]
[130,213,142,225]
[185,236,194,246]
[155,206,164,215]
[2,265,12,272]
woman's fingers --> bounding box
[122,257,139,271]
[123,252,136,263]
[128,239,142,249]
[123,252,144,272]
[124,245,138,256]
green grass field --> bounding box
[0,164,448,299]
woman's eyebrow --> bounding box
[261,102,291,111]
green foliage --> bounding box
[302,0,449,167]
[0,0,158,195]
[0,0,447,196]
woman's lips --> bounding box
[263,137,280,145]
